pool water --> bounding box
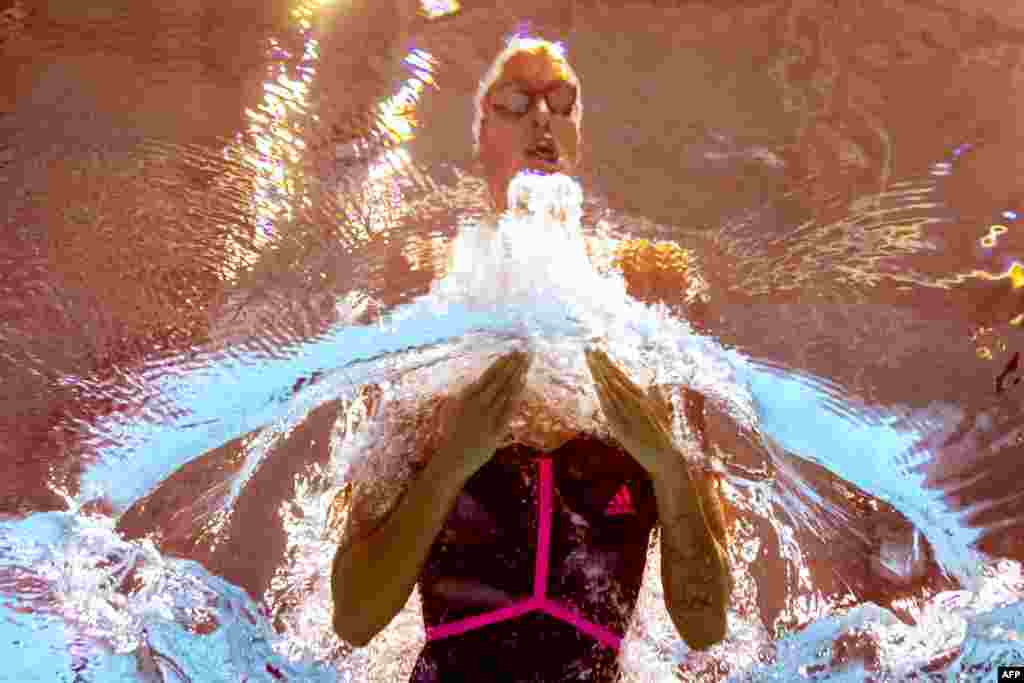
[2,1,1024,681]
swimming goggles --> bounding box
[489,81,577,117]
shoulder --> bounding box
[612,238,705,299]
[582,234,710,326]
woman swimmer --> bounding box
[330,37,731,682]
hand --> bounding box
[585,348,675,476]
[438,350,533,479]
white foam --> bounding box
[433,171,624,335]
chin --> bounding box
[521,156,565,175]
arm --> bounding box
[654,387,730,649]
[681,388,729,546]
[330,350,531,647]
[584,349,730,650]
[648,452,731,651]
[331,445,471,647]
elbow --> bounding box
[333,611,374,648]
[342,631,373,649]
[668,586,729,651]
[331,555,372,647]
[679,612,727,651]
[332,589,376,648]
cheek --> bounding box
[481,125,523,170]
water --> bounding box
[3,0,1024,680]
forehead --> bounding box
[493,50,571,91]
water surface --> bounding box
[2,0,1024,680]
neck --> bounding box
[489,181,508,215]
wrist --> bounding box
[430,444,491,487]
[630,440,674,479]
[645,449,689,492]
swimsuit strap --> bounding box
[426,456,625,651]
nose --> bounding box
[530,96,552,125]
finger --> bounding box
[585,348,610,376]
[591,357,633,409]
[596,371,651,436]
[589,356,670,445]
[593,371,624,422]
[586,355,612,404]
[472,351,524,401]
[586,348,613,382]
[598,356,638,394]
[598,355,640,396]
[480,350,531,409]
[589,357,624,418]
[500,350,531,392]
[470,353,515,391]
[493,357,531,428]
[586,349,633,394]
[586,352,636,424]
[647,384,672,426]
[495,375,526,426]
[500,353,531,405]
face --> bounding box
[478,51,582,213]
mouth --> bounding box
[526,141,560,166]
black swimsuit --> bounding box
[410,435,658,683]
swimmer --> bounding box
[330,37,731,682]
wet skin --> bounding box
[477,51,582,214]
[332,49,732,657]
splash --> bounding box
[404,170,757,439]
[434,171,615,333]
[0,506,338,681]
[51,171,1024,683]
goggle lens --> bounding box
[545,83,576,115]
[491,82,576,116]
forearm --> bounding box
[331,448,473,647]
[649,453,730,650]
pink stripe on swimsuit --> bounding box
[426,457,627,650]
